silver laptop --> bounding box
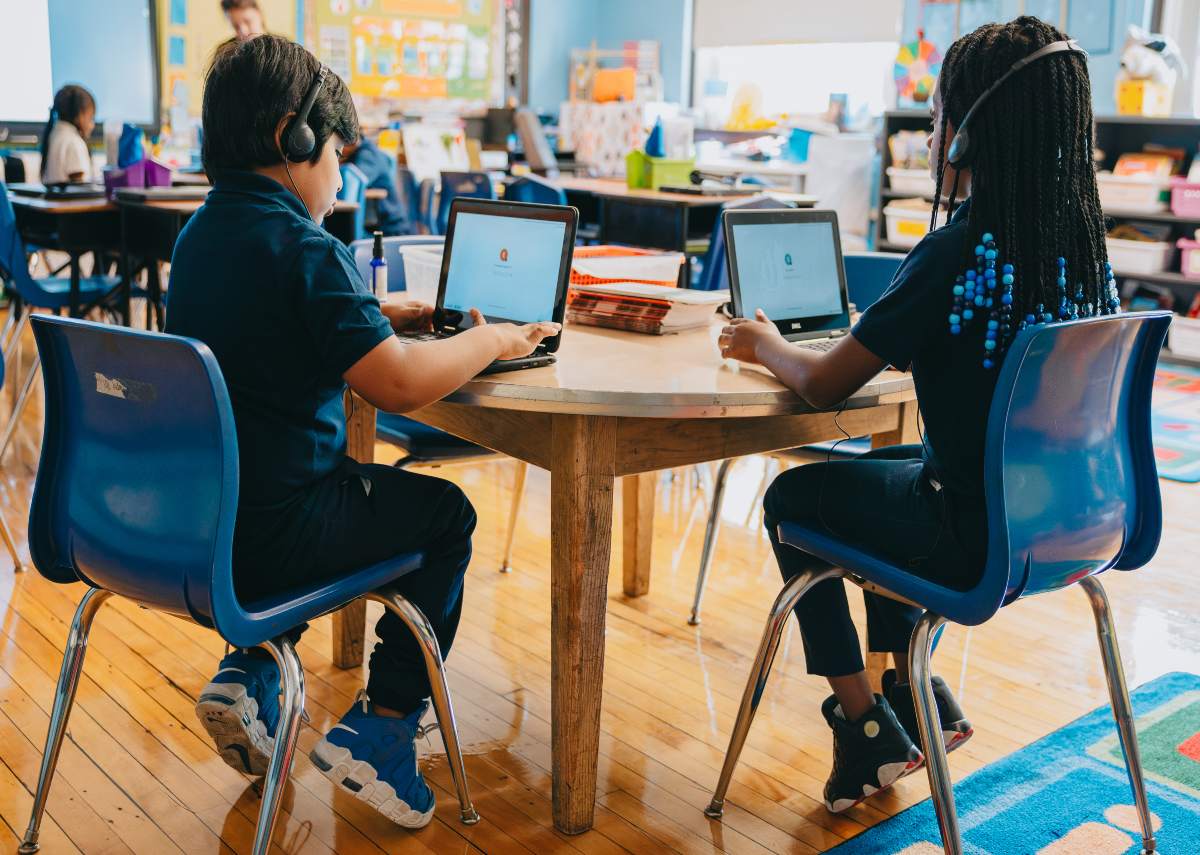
[723,208,852,352]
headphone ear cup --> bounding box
[284,120,316,162]
[947,127,969,167]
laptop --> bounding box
[114,185,210,202]
[723,208,852,352]
[403,197,578,375]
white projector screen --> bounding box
[0,0,158,128]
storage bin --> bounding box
[1168,315,1200,360]
[883,202,933,248]
[625,149,695,191]
[886,166,935,197]
[400,245,444,305]
[1097,171,1170,213]
[1170,178,1200,219]
[570,245,683,287]
[1106,236,1174,274]
[1179,238,1200,279]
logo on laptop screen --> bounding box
[784,252,793,266]
[500,248,509,262]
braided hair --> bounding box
[932,17,1114,363]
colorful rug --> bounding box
[1153,364,1200,482]
[829,671,1200,854]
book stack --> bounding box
[567,282,728,335]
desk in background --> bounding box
[339,319,917,835]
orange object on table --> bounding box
[569,246,683,288]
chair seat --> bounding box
[776,521,1001,626]
[25,274,121,310]
[231,550,424,647]
[377,413,496,463]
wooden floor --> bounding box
[0,344,1197,854]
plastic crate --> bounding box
[1179,238,1200,280]
[400,245,444,304]
[625,149,694,191]
[1170,178,1200,218]
[883,202,933,248]
[1169,315,1200,360]
[570,245,684,288]
[1097,171,1170,213]
[886,166,935,197]
[1106,236,1174,274]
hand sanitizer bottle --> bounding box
[370,230,387,302]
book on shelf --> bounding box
[567,281,728,335]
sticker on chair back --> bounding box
[94,372,156,402]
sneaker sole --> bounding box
[825,756,924,813]
[309,737,435,829]
[196,682,274,777]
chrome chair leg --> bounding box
[500,461,527,573]
[20,587,112,854]
[0,357,40,464]
[370,588,480,825]
[908,611,962,855]
[689,458,734,625]
[705,566,843,818]
[251,636,306,855]
[0,507,23,571]
[1080,576,1157,853]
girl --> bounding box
[40,85,96,185]
[718,16,1111,813]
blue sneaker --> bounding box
[309,691,436,828]
[195,650,280,776]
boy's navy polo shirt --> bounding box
[852,198,998,500]
[166,169,393,512]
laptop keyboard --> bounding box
[795,338,838,353]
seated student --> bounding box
[221,0,265,41]
[344,132,409,235]
[719,17,1109,813]
[167,35,557,828]
[40,85,95,184]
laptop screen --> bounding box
[729,219,848,332]
[442,211,568,325]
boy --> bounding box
[167,35,557,828]
[221,0,265,41]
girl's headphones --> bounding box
[281,66,327,163]
[946,39,1086,168]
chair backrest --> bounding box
[507,174,567,206]
[29,315,239,633]
[349,234,445,293]
[0,180,40,302]
[434,170,495,235]
[980,311,1170,613]
[693,194,793,291]
[395,165,422,235]
[338,162,368,241]
[843,251,904,311]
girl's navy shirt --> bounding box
[851,198,998,500]
[165,169,393,511]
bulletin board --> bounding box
[308,0,504,107]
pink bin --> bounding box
[1180,238,1200,280]
[1171,177,1200,218]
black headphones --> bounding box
[946,39,1086,167]
[282,66,327,163]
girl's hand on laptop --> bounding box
[383,301,434,333]
[469,308,561,360]
[718,309,782,365]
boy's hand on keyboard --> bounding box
[470,308,561,360]
[383,300,434,333]
[718,309,782,366]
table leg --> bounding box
[331,392,377,669]
[551,414,617,834]
[621,472,655,597]
[866,398,921,690]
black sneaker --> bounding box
[883,669,974,754]
[821,693,924,813]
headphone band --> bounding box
[283,65,327,162]
[294,66,326,129]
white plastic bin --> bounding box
[886,166,936,197]
[1106,236,1174,275]
[401,245,444,305]
[883,203,933,248]
[1168,316,1200,360]
[1097,171,1170,213]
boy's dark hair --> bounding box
[40,84,96,179]
[933,16,1110,332]
[220,0,259,11]
[201,34,358,173]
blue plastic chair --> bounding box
[395,166,423,235]
[347,234,529,572]
[0,180,122,464]
[18,315,480,855]
[337,162,368,242]
[506,174,567,206]
[432,171,495,236]
[687,251,907,624]
[704,312,1171,855]
[692,195,792,291]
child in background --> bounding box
[40,85,95,184]
[344,132,409,235]
[719,16,1109,813]
[221,0,266,41]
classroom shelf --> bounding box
[1162,349,1200,369]
[1113,269,1199,287]
[1105,208,1200,226]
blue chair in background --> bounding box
[337,162,369,242]
[17,316,479,855]
[0,180,122,465]
[348,235,530,573]
[395,165,423,235]
[506,174,568,206]
[687,250,906,624]
[432,171,495,236]
[704,312,1170,855]
[692,194,792,291]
